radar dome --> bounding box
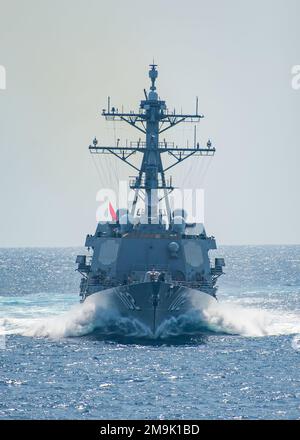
[172,216,186,234]
[168,241,180,257]
[172,209,188,220]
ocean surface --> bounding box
[0,246,300,420]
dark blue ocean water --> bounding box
[0,246,300,420]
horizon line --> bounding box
[1,243,300,249]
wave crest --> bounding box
[1,294,300,340]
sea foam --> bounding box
[1,293,300,340]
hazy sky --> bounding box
[0,0,299,246]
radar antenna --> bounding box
[89,64,215,223]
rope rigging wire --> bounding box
[112,119,119,187]
[90,112,214,221]
[171,121,214,217]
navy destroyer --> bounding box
[76,64,225,336]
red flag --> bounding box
[109,202,118,221]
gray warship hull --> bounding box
[76,64,224,339]
[87,282,216,336]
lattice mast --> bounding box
[89,64,215,223]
